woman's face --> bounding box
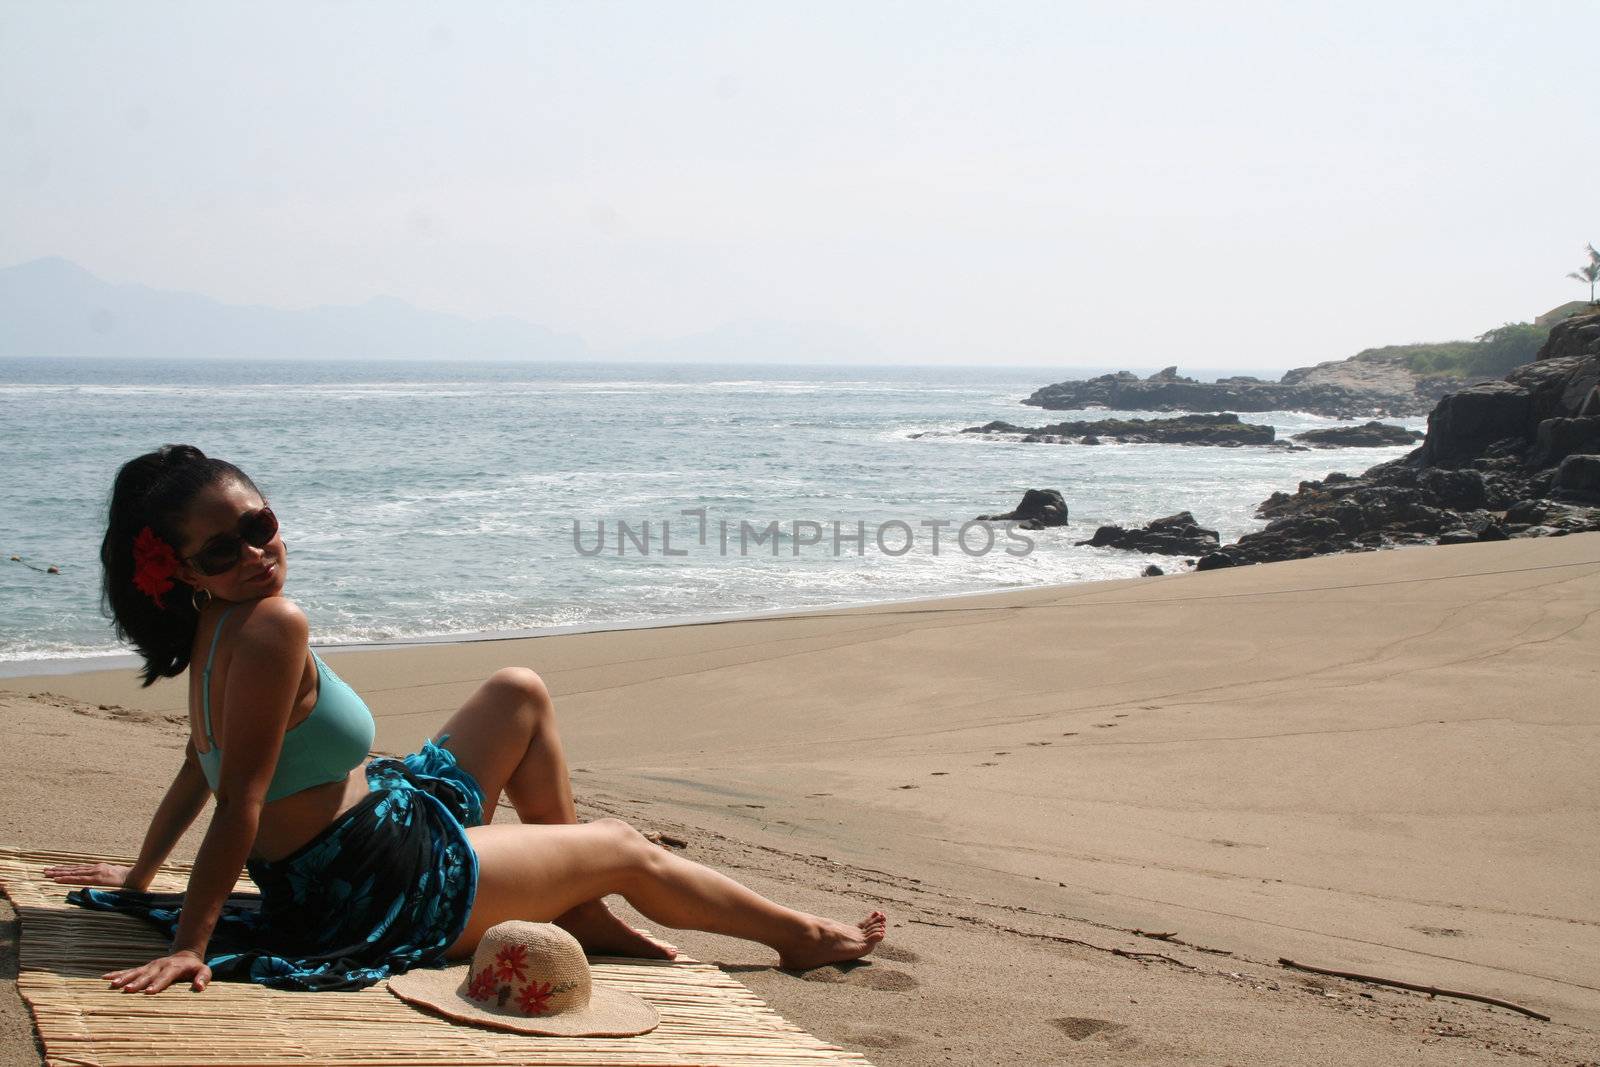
[175,478,288,603]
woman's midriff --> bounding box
[247,761,374,861]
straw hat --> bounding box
[388,921,659,1037]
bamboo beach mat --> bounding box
[0,847,876,1067]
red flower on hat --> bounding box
[131,526,180,608]
[466,967,497,1002]
[493,943,528,982]
[515,980,554,1016]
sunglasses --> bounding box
[184,506,280,576]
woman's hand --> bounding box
[44,862,132,887]
[104,951,212,994]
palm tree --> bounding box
[1570,243,1600,304]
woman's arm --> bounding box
[45,745,211,890]
[127,743,212,890]
[105,598,307,994]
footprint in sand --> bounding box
[994,751,1010,756]
[1114,713,1130,718]
[1050,1017,1129,1042]
[895,785,918,790]
[804,793,833,798]
[979,761,999,767]
[1093,723,1119,728]
[731,803,766,809]
[1061,732,1079,737]
[873,943,921,963]
[802,966,919,992]
[1025,741,1052,747]
[15,691,186,728]
[844,1028,917,1050]
[1413,925,1466,937]
[930,772,949,776]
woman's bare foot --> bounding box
[556,899,678,960]
[777,911,887,970]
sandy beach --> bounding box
[3,534,1598,1066]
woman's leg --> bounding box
[430,667,573,824]
[450,819,886,970]
[431,667,673,957]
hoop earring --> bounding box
[191,587,212,612]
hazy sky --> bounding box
[2,1,1596,368]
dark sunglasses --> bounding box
[184,506,279,576]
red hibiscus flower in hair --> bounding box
[131,526,180,608]
[515,980,554,1016]
[493,943,528,982]
[466,967,497,1002]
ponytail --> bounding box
[100,445,261,686]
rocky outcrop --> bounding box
[1076,512,1220,556]
[1022,357,1459,418]
[974,488,1069,530]
[1201,312,1600,566]
[1531,416,1600,468]
[1554,454,1600,503]
[962,413,1275,446]
[1291,422,1424,448]
[1418,382,1534,467]
[1278,353,1459,408]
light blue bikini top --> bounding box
[195,603,375,803]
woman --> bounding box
[48,444,885,994]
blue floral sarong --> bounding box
[67,738,483,991]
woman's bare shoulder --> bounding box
[230,596,310,654]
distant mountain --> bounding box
[0,257,589,360]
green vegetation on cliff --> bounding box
[1356,322,1549,380]
[1377,298,1600,381]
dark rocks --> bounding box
[1022,374,1403,418]
[1195,552,1242,571]
[1419,381,1533,468]
[1501,497,1600,534]
[1290,421,1424,448]
[1415,467,1493,509]
[1205,312,1600,565]
[1533,313,1600,363]
[1553,454,1600,503]
[975,488,1069,530]
[1142,564,1164,577]
[1510,354,1600,424]
[1236,514,1348,555]
[1530,416,1600,467]
[1502,499,1548,525]
[962,413,1275,447]
[1076,512,1221,556]
[1023,356,1453,418]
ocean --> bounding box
[0,358,1425,668]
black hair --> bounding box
[101,444,262,686]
